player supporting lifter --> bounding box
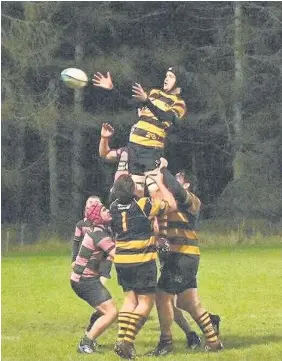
[93,65,188,196]
[109,165,177,359]
[99,122,203,349]
[148,167,223,355]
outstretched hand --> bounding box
[132,83,148,102]
[92,71,114,90]
[152,157,168,184]
[101,123,114,138]
[159,157,168,169]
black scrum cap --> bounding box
[167,65,188,91]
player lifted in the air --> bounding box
[93,66,188,196]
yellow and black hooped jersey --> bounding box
[110,197,169,266]
[129,88,187,148]
[159,192,201,256]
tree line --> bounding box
[2,2,282,232]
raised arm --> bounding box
[162,166,201,214]
[99,123,118,160]
[92,71,114,90]
[92,71,136,109]
[132,83,187,124]
[162,168,190,205]
[146,98,186,125]
[152,167,177,213]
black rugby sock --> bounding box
[86,311,102,332]
[82,335,94,346]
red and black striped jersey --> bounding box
[72,218,94,262]
[73,218,93,243]
[71,225,115,282]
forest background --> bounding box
[2,1,282,244]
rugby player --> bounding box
[99,126,202,348]
[99,122,129,182]
[109,165,177,359]
[148,169,223,355]
[70,201,117,354]
[99,122,144,197]
[93,66,188,196]
[71,196,114,336]
[72,195,112,285]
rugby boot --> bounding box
[186,331,201,350]
[204,340,224,352]
[77,337,97,354]
[145,341,173,356]
[209,314,221,335]
[114,340,136,359]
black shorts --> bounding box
[70,277,112,307]
[98,260,113,279]
[157,253,199,295]
[127,142,163,174]
[115,260,157,294]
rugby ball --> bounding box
[61,68,88,89]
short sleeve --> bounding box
[137,197,169,220]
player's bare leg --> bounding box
[176,289,223,351]
[173,298,201,349]
[79,299,118,354]
[146,290,174,356]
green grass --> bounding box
[2,246,282,361]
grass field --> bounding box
[2,245,282,361]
